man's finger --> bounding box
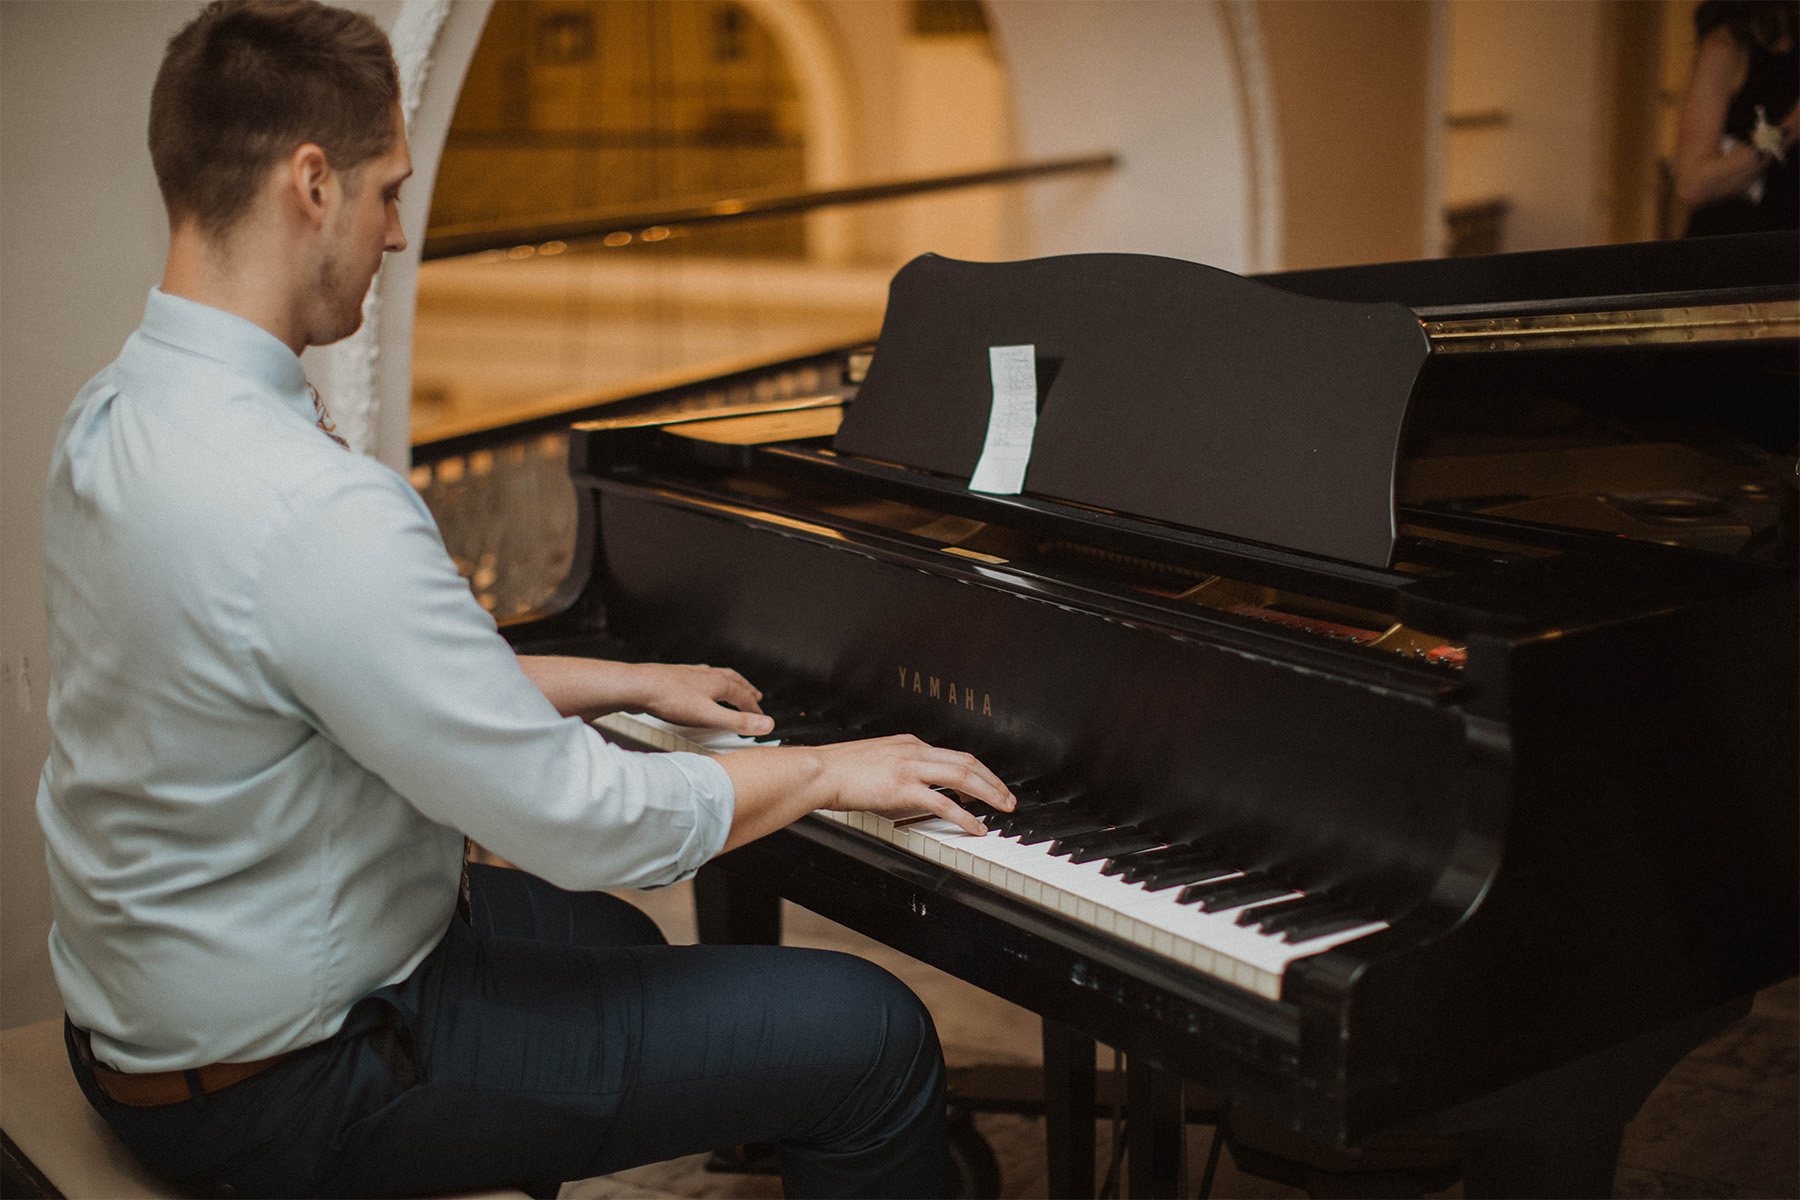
[716,668,763,703]
[709,669,764,714]
[909,749,1013,809]
[733,707,775,737]
[914,787,988,836]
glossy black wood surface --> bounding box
[1258,229,1798,310]
[514,444,1795,1144]
[836,253,1429,567]
[493,241,1798,1163]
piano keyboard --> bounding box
[594,712,1387,1001]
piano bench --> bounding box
[0,1018,532,1200]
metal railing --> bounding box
[421,152,1119,261]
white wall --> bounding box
[0,0,472,1031]
[988,0,1254,271]
[892,33,1016,263]
[1445,0,1610,251]
[803,0,1258,270]
[808,0,909,264]
[0,0,201,1031]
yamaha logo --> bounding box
[897,667,994,718]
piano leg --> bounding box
[693,862,781,945]
[1125,1055,1184,1200]
[1043,1020,1097,1198]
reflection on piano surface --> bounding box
[600,706,1394,1002]
[417,230,1797,1198]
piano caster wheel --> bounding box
[947,1107,1002,1200]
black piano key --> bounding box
[958,799,1007,828]
[1013,811,1106,843]
[1015,813,1110,846]
[1104,844,1205,878]
[1000,798,1073,824]
[1049,827,1162,864]
[1004,766,1075,793]
[1283,911,1378,944]
[1134,856,1238,891]
[991,798,1072,836]
[950,802,1008,831]
[981,812,1026,836]
[1188,876,1293,913]
[979,798,1061,835]
[1044,825,1130,858]
[1009,781,1084,809]
[1176,871,1270,907]
[1013,799,1087,824]
[1066,831,1164,865]
[1234,893,1337,930]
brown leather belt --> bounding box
[68,1019,303,1107]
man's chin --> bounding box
[312,311,367,348]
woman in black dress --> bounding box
[1675,0,1799,236]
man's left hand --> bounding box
[622,662,771,736]
[517,654,770,736]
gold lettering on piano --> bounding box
[895,667,997,721]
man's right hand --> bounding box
[717,735,1014,853]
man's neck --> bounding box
[162,220,310,356]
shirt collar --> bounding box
[137,288,314,424]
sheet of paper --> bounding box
[967,344,1038,495]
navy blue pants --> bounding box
[69,864,950,1198]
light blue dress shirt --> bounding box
[38,290,734,1072]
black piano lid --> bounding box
[1256,228,1800,312]
[833,253,1430,570]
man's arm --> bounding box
[518,654,772,736]
[263,479,1006,883]
[520,655,1015,845]
[718,735,1013,849]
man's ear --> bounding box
[286,143,334,229]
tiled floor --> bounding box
[560,882,1798,1200]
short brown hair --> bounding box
[148,0,400,238]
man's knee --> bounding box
[795,950,946,1103]
[771,952,950,1197]
[807,950,937,1038]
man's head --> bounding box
[149,0,399,241]
[151,0,413,350]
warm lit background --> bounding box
[410,0,1716,445]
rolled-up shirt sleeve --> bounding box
[250,467,733,891]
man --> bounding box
[37,3,1011,1197]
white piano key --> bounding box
[873,816,1384,1001]
[601,713,778,753]
[591,712,1386,1003]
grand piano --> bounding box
[441,230,1797,1198]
